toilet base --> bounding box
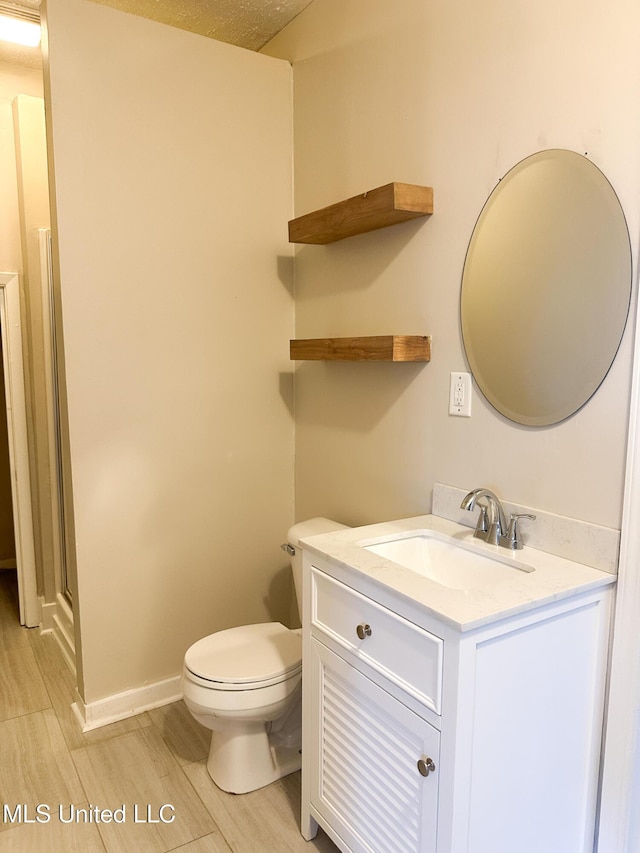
[206,720,302,794]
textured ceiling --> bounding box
[91,0,314,50]
[0,0,313,67]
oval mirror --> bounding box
[460,149,631,426]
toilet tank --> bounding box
[285,518,349,620]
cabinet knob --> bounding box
[356,623,372,640]
[417,756,436,777]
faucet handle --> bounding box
[473,504,490,539]
[501,513,536,550]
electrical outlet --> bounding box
[449,372,472,417]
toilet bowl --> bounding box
[182,517,348,794]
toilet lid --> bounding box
[184,622,301,686]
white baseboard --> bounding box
[40,594,182,732]
[72,675,183,732]
[40,593,75,675]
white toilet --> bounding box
[182,517,347,794]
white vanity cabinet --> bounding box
[301,551,613,853]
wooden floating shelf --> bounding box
[288,182,433,244]
[290,335,431,362]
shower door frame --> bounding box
[0,272,38,626]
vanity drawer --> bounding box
[310,568,443,714]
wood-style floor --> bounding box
[0,570,339,852]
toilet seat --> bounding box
[184,622,301,691]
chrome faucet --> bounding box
[460,488,508,545]
[460,488,535,550]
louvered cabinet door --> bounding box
[310,639,440,853]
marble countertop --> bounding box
[300,514,616,632]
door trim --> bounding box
[0,272,38,627]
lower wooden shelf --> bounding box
[289,335,431,362]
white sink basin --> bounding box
[360,529,534,591]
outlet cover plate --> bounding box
[449,372,472,417]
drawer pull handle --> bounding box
[356,623,372,640]
[417,757,436,777]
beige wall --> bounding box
[40,0,640,705]
[43,0,294,702]
[0,66,45,569]
[264,0,640,531]
[0,62,43,273]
